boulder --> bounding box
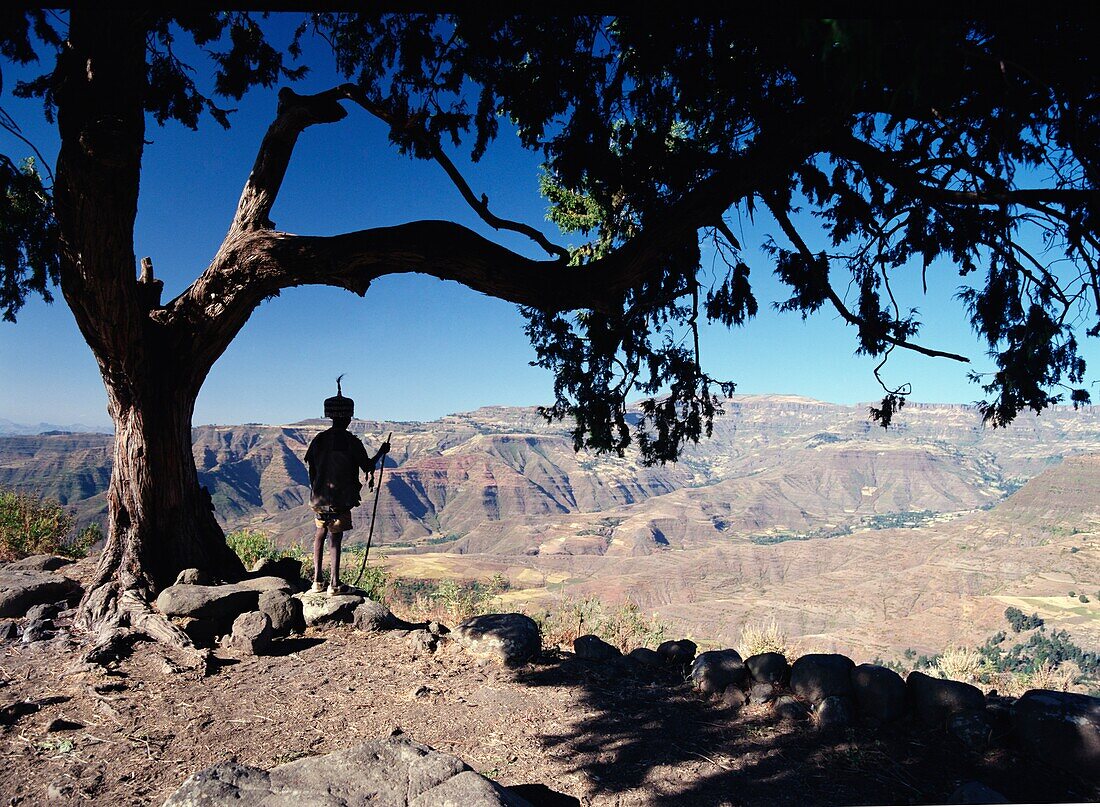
[407,630,438,654]
[0,570,82,618]
[749,682,776,706]
[226,611,274,655]
[790,654,855,704]
[851,663,906,723]
[174,568,213,586]
[258,589,305,636]
[773,694,810,722]
[745,652,790,685]
[353,599,397,633]
[657,639,697,666]
[155,584,261,623]
[453,613,540,667]
[906,671,985,727]
[690,650,747,695]
[163,735,532,807]
[24,602,61,623]
[574,634,621,661]
[295,591,363,626]
[722,686,748,710]
[947,781,1008,804]
[627,647,663,668]
[4,555,72,572]
[948,709,993,753]
[250,556,304,584]
[0,620,18,641]
[815,695,854,730]
[1013,689,1100,779]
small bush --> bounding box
[935,646,986,684]
[533,596,668,653]
[737,620,793,659]
[225,529,281,568]
[0,488,93,560]
[1080,595,1090,604]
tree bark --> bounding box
[78,375,245,630]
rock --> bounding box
[790,654,855,704]
[295,591,362,626]
[574,634,621,661]
[690,650,747,696]
[0,570,82,618]
[21,619,52,643]
[353,599,397,632]
[0,620,18,641]
[947,781,1009,804]
[453,613,540,667]
[722,686,748,710]
[250,556,303,584]
[258,589,305,636]
[773,694,810,722]
[155,577,291,622]
[749,682,776,706]
[627,647,663,668]
[407,630,438,654]
[851,663,906,723]
[427,621,448,637]
[24,602,61,623]
[906,671,985,727]
[745,652,790,685]
[948,709,992,753]
[815,695,854,730]
[4,555,72,572]
[657,639,697,666]
[226,611,274,655]
[1013,689,1100,779]
[163,735,531,807]
[174,568,213,586]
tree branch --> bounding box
[229,86,349,234]
[764,194,971,364]
[340,85,571,261]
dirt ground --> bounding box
[1,613,1097,807]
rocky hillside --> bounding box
[4,396,1099,550]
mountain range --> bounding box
[1,395,1097,659]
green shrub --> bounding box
[0,487,93,560]
[225,529,281,568]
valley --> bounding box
[2,395,1098,662]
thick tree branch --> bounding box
[340,85,571,261]
[764,194,971,364]
[229,86,348,233]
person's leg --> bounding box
[329,530,344,589]
[313,525,327,590]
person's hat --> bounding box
[324,375,355,419]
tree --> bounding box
[1,12,1096,662]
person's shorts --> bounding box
[314,510,353,532]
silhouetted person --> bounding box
[304,377,389,594]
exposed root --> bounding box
[80,588,210,676]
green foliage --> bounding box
[0,487,94,560]
[1080,595,1090,604]
[0,156,58,322]
[224,529,282,568]
[1005,606,1044,632]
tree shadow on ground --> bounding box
[512,653,1098,806]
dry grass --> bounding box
[737,620,794,660]
[529,595,669,654]
[934,646,986,684]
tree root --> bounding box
[80,587,210,676]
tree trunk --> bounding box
[78,376,245,630]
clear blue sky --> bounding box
[1,16,1093,428]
